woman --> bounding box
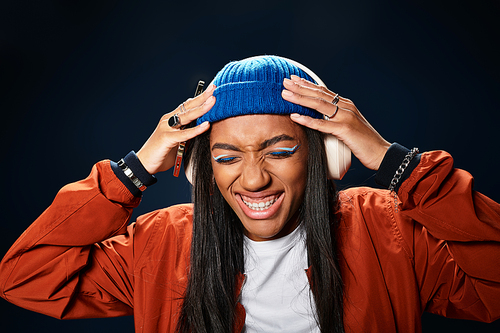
[0,56,499,332]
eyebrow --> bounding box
[211,143,242,152]
[259,134,295,149]
[211,134,296,152]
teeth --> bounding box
[242,197,278,211]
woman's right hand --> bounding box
[136,84,216,175]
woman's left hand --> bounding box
[282,75,391,171]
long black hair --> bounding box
[178,125,344,332]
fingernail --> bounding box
[283,78,292,85]
[290,75,300,81]
[290,113,301,118]
[282,90,293,97]
[203,96,215,105]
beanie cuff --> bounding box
[196,81,322,124]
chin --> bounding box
[244,228,283,242]
[239,213,298,242]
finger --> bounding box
[174,120,211,142]
[283,78,352,113]
[291,107,379,143]
[284,77,335,102]
[289,113,344,138]
[282,88,343,118]
[180,94,216,125]
[181,83,216,111]
[165,95,216,128]
[289,75,354,107]
[161,120,211,145]
[290,110,344,128]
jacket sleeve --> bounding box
[398,150,500,322]
[0,160,142,319]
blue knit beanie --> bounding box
[196,56,323,125]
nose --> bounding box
[239,160,271,192]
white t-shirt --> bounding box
[241,227,320,332]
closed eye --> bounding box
[269,151,293,158]
[268,144,300,158]
[213,154,238,164]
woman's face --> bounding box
[210,114,308,241]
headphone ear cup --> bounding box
[324,134,351,180]
[279,56,351,179]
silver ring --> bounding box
[180,103,187,113]
[168,113,182,128]
[332,94,340,105]
[324,105,339,120]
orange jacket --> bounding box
[1,151,499,332]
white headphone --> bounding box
[184,56,351,183]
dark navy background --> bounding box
[1,1,499,332]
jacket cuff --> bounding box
[375,143,421,192]
[111,151,157,197]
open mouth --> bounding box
[241,196,279,211]
[236,192,284,219]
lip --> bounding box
[235,192,284,220]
